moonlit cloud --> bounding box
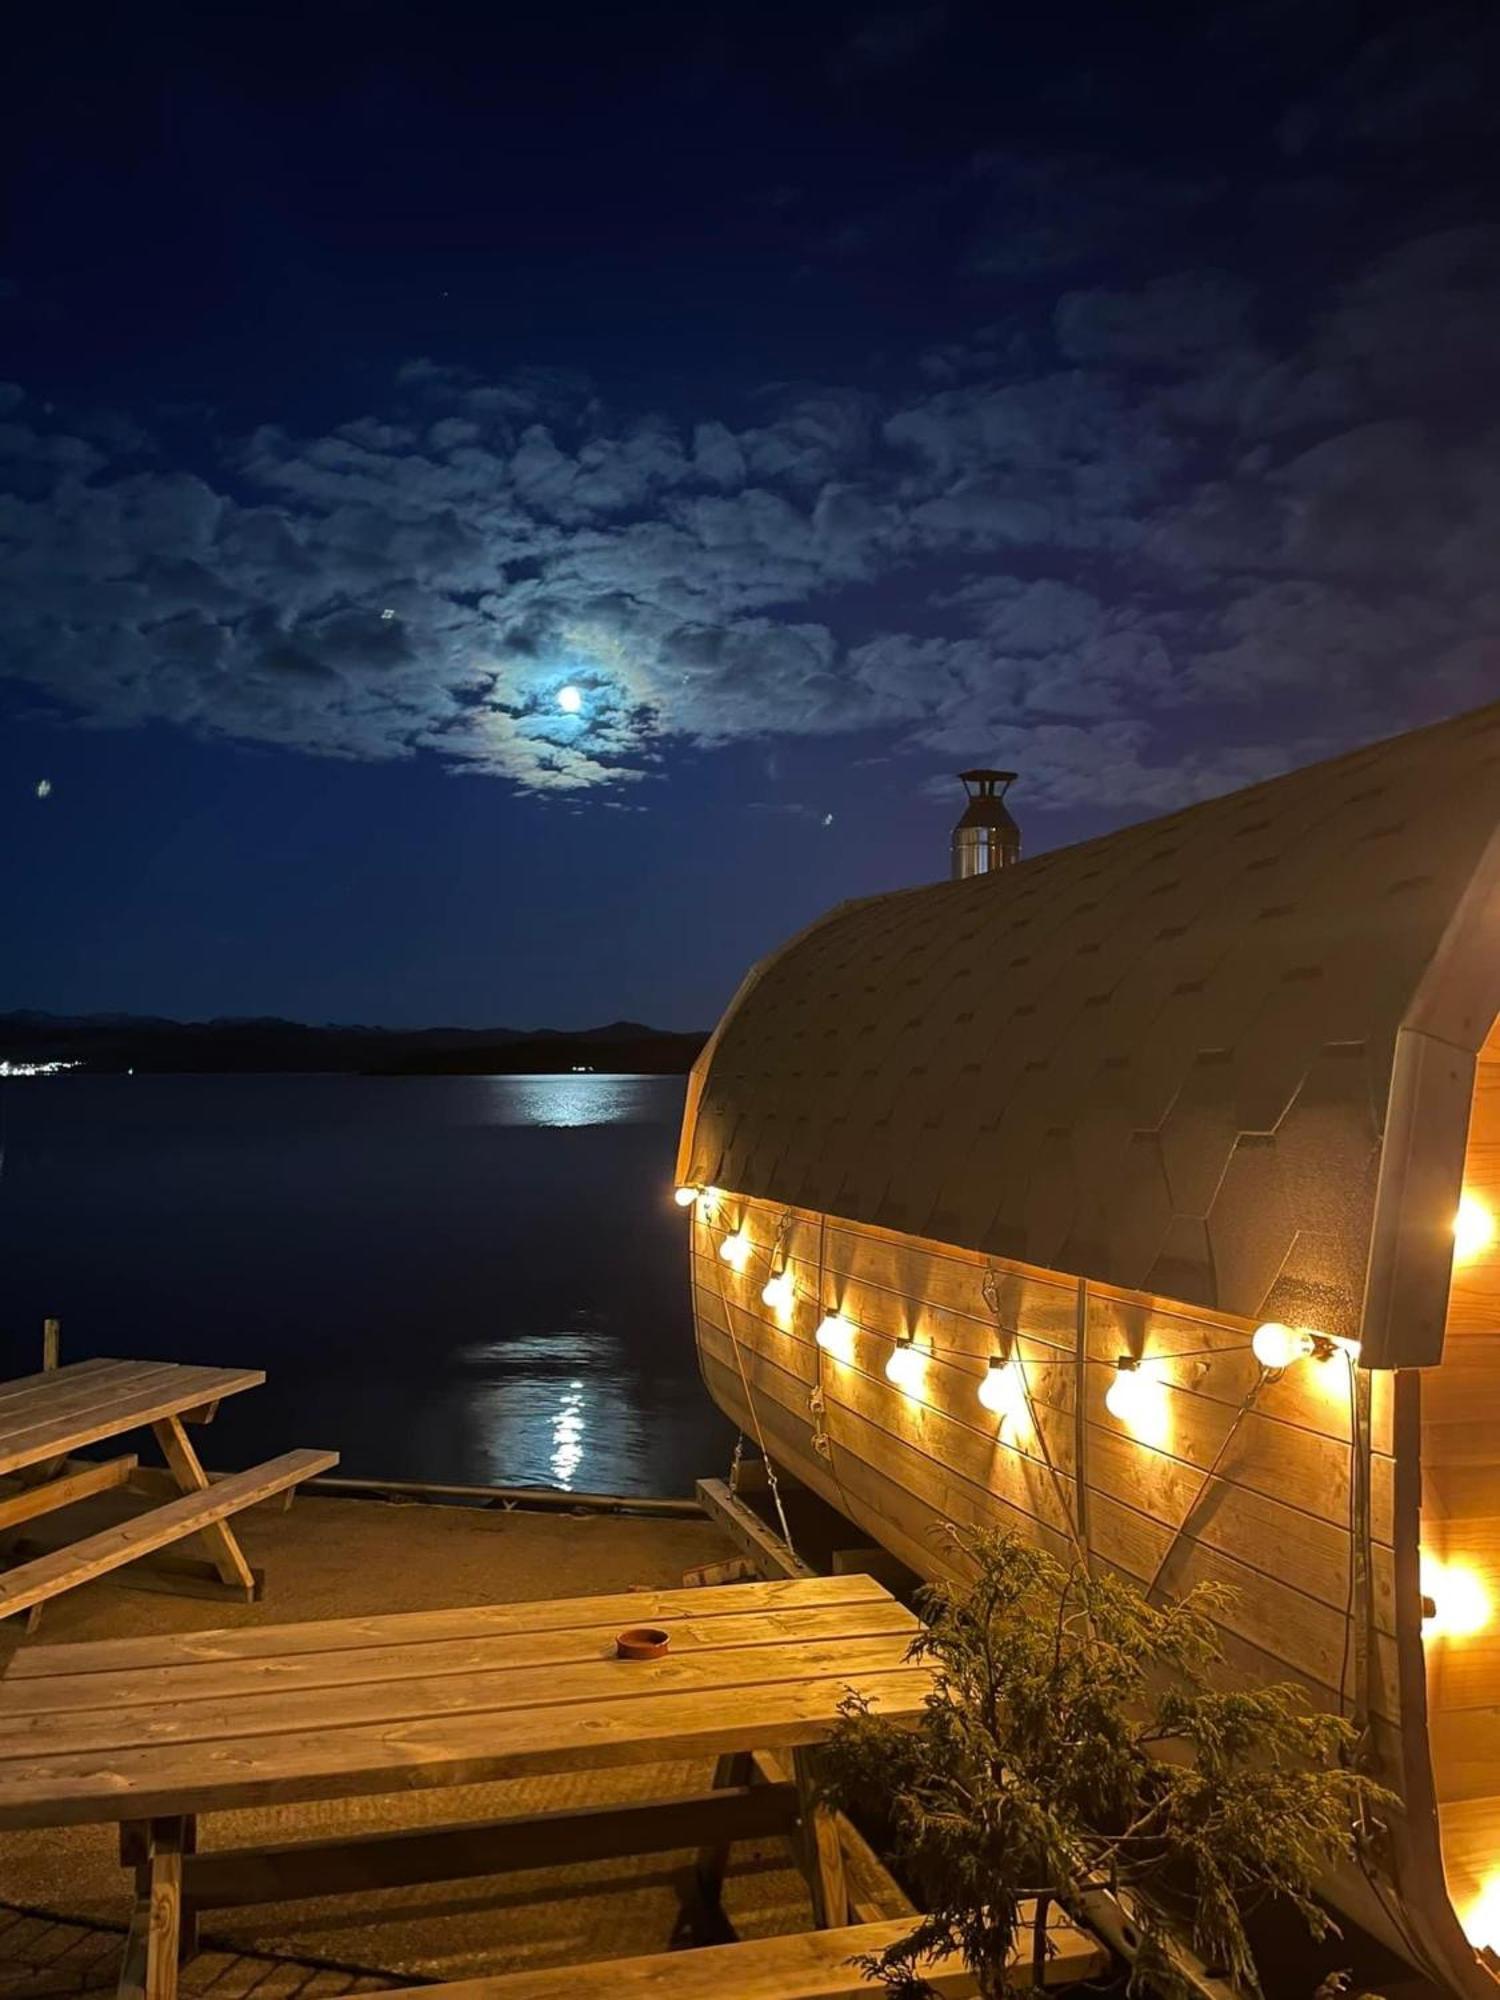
[2,35,1499,817]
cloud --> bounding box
[4,121,1500,814]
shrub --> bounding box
[822,1525,1394,1998]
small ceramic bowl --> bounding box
[616,1625,671,1660]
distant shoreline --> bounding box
[0,1014,709,1079]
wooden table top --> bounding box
[0,1358,265,1478]
[0,1575,929,1829]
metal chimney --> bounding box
[951,769,1021,880]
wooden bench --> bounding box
[299,1913,1107,1998]
[0,1448,336,1621]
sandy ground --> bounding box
[0,1492,843,1985]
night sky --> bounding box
[4,1,1498,1030]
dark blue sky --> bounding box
[5,0,1499,1028]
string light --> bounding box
[886,1336,927,1394]
[977,1355,1028,1426]
[815,1312,854,1363]
[1462,1873,1500,1954]
[695,1196,1355,1404]
[1455,1191,1496,1266]
[762,1269,796,1313]
[1249,1322,1323,1369]
[674,1185,699,1208]
[1104,1357,1169,1444]
[1421,1553,1492,1639]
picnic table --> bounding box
[0,1357,336,1625]
[0,1574,932,2000]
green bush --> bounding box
[822,1525,1394,1998]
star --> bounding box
[35,778,52,799]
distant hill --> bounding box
[0,1011,708,1077]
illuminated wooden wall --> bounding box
[692,1191,1401,1725]
[1425,1018,1500,1947]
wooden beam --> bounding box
[302,1472,705,1518]
[144,1817,184,2000]
[794,1747,849,1929]
[150,1416,255,1595]
[0,1455,138,1534]
[41,1320,59,1372]
[696,1477,816,1580]
[350,1912,1105,1996]
[182,1783,798,1910]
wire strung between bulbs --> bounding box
[680,1188,1357,1408]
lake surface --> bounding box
[0,1074,736,1498]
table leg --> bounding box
[693,1750,752,1907]
[119,1818,186,2000]
[793,1747,848,1930]
[151,1416,256,1597]
[180,1818,199,1960]
[670,1750,750,1947]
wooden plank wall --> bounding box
[692,1197,1400,1739]
[1424,1021,1500,1941]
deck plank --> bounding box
[0,1600,916,1714]
[0,1630,916,1756]
[0,1359,146,1413]
[0,1666,930,1827]
[6,1573,893,1677]
[368,1911,1105,1996]
[0,1368,266,1478]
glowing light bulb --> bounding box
[1421,1553,1491,1639]
[1455,1191,1496,1266]
[977,1355,1027,1425]
[815,1313,854,1363]
[1104,1358,1169,1444]
[1462,1872,1500,1953]
[762,1269,795,1313]
[674,1185,699,1208]
[1252,1321,1316,1370]
[886,1337,926,1395]
[557,684,583,714]
[719,1230,751,1274]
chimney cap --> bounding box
[958,768,1017,792]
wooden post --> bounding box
[144,1816,185,2000]
[793,1746,849,1929]
[42,1319,59,1372]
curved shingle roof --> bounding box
[682,702,1500,1359]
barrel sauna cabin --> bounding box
[676,699,1500,1995]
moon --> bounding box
[557,685,583,714]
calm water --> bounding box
[0,1074,735,1497]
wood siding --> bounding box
[1426,1022,1500,1948]
[693,1198,1399,1725]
